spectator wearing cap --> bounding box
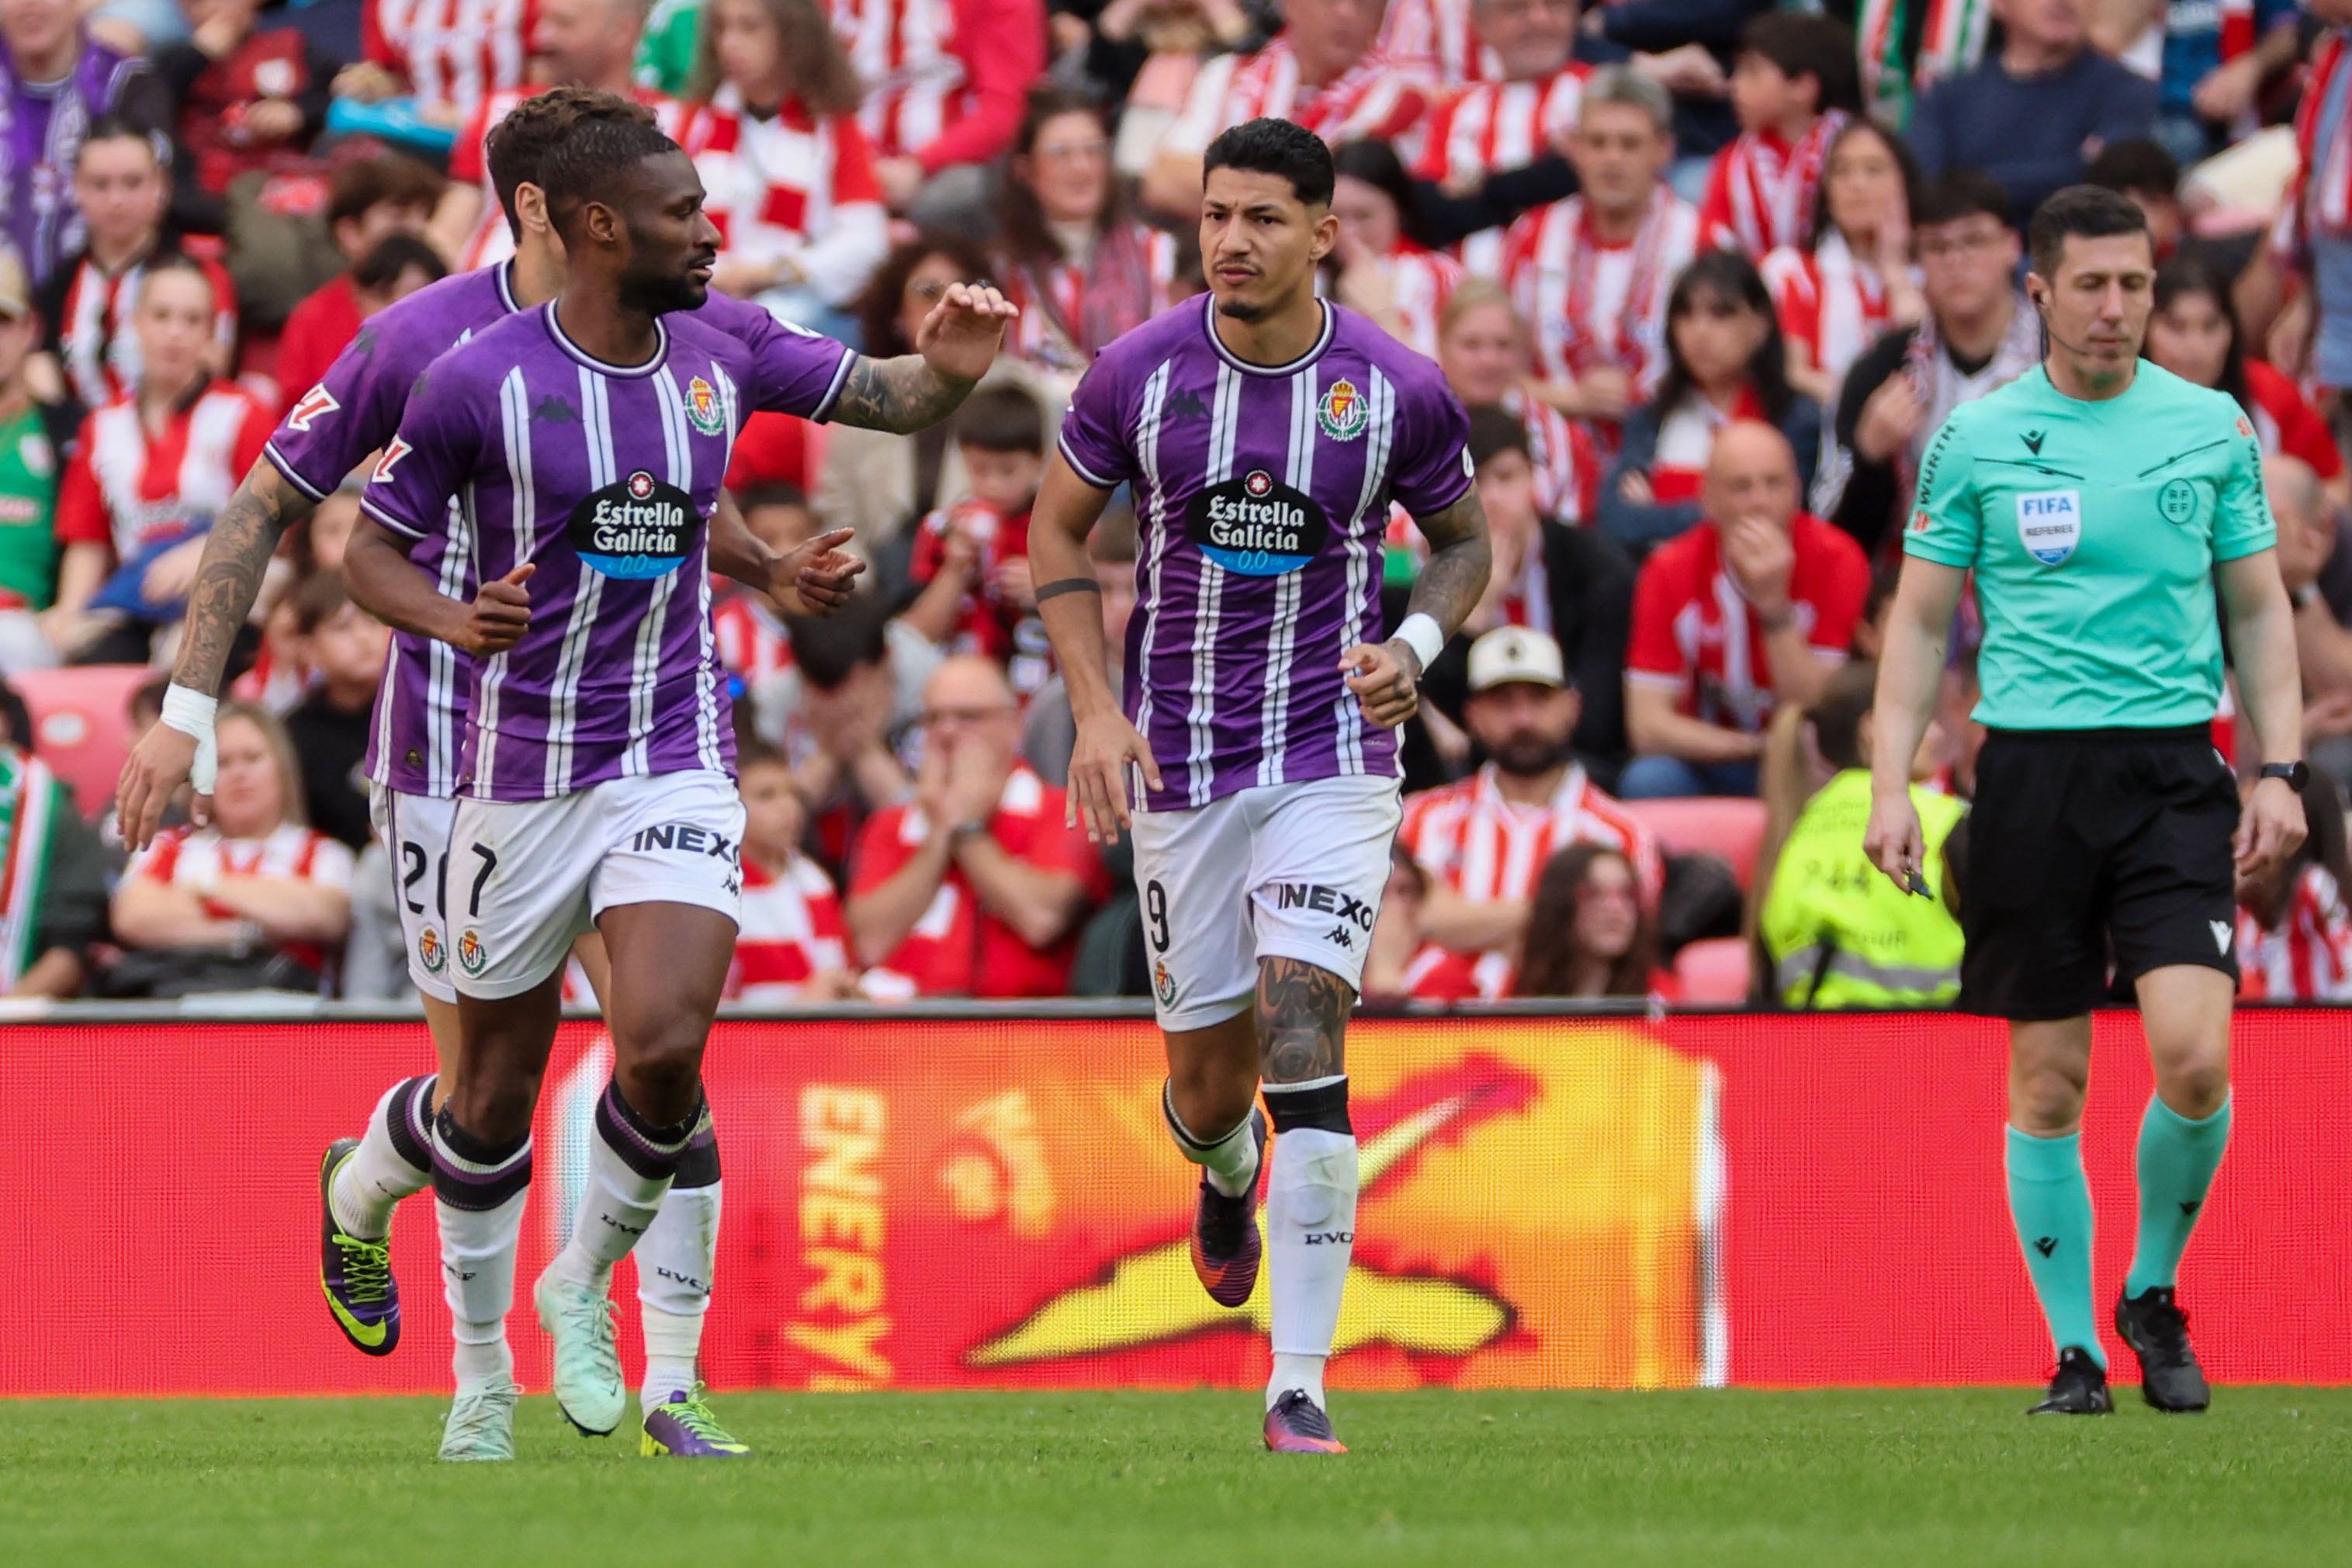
[1907,0,2156,225]
[1397,625,1662,1001]
[272,158,448,399]
[1758,658,1964,1008]
[0,247,57,674]
[1621,420,1866,799]
[0,0,173,285]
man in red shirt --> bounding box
[847,654,1106,996]
[274,157,446,403]
[1622,419,1867,797]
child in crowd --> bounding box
[727,742,861,1003]
[903,386,1051,697]
[1698,13,1862,258]
[281,570,388,852]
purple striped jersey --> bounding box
[1057,296,1474,811]
[359,301,853,801]
[266,268,846,798]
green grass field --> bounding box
[7,1388,2350,1566]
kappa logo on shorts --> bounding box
[686,376,726,437]
[457,928,487,976]
[1154,959,1177,1007]
[1273,882,1376,932]
[2015,490,2081,565]
[417,926,447,975]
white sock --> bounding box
[1163,1082,1262,1198]
[331,1074,436,1240]
[452,1333,515,1390]
[552,1082,695,1294]
[638,1178,720,1413]
[1261,1102,1357,1413]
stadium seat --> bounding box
[1621,797,1770,888]
[16,664,151,815]
[1674,937,1752,1004]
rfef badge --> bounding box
[2015,490,2080,566]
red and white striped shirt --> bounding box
[2245,358,2347,481]
[1380,0,1492,85]
[2278,26,2352,259]
[1760,232,1893,394]
[1504,190,1701,400]
[2238,864,2352,1001]
[712,590,797,684]
[1415,64,1588,190]
[830,0,1041,166]
[1515,392,1595,524]
[676,85,888,308]
[450,85,684,270]
[1360,246,1462,359]
[1164,36,1434,160]
[47,251,237,416]
[1696,113,1848,259]
[363,0,534,123]
[1398,762,1661,1000]
[129,822,356,976]
[726,855,853,1002]
[55,380,272,564]
[1000,225,1179,376]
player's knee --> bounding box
[2011,1061,2088,1134]
[447,1073,539,1146]
[614,1030,706,1125]
[1168,1062,1256,1139]
[2155,1050,2230,1119]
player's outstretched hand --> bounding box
[1066,710,1163,846]
[117,721,208,850]
[1343,640,1421,730]
[1862,787,1926,892]
[462,565,534,655]
[916,282,1019,386]
[2236,774,2309,877]
[776,527,865,616]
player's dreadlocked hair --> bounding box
[538,113,687,244]
[485,88,660,241]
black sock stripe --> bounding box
[1262,1078,1351,1135]
[431,1106,532,1211]
[671,1136,722,1189]
[385,1075,436,1172]
[595,1082,700,1182]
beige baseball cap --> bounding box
[0,245,29,320]
[1467,626,1566,692]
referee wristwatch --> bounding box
[2260,761,2311,791]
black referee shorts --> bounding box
[1960,725,2240,1021]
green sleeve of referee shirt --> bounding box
[1900,407,1983,569]
[2212,410,2278,562]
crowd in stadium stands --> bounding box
[4,0,2352,1005]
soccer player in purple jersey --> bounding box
[1029,119,1491,1454]
[352,111,1013,1461]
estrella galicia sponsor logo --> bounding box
[629,821,741,867]
[457,928,488,975]
[418,924,447,975]
[2157,476,2201,527]
[2015,489,2080,565]
[1186,469,1329,576]
[1273,881,1375,931]
[568,469,698,579]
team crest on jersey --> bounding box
[1317,378,1367,441]
[457,928,487,975]
[685,376,726,436]
[2016,490,2081,565]
[1154,960,1177,1007]
[570,469,698,579]
[369,436,410,483]
[417,926,447,975]
[286,386,340,432]
[1186,469,1330,576]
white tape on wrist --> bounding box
[1395,614,1446,673]
[159,685,220,794]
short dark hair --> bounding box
[327,154,445,234]
[2084,138,2181,199]
[953,385,1044,455]
[1203,117,1335,208]
[351,232,449,294]
[75,114,162,168]
[487,88,660,240]
[1737,13,1861,116]
[2028,184,2150,279]
[1912,169,2012,233]
[855,231,994,358]
[136,251,217,313]
[539,114,684,244]
[787,597,890,690]
[1807,659,1878,772]
[291,569,352,635]
[1331,139,1432,250]
[736,737,791,774]
[1466,404,1529,471]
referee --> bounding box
[1866,186,2308,1417]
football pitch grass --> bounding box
[8,1387,2350,1566]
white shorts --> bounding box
[1129,774,1403,1032]
[369,786,459,1005]
[445,770,746,1000]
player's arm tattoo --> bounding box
[170,462,318,697]
[1256,956,1355,1084]
[1401,485,1493,647]
[828,353,980,435]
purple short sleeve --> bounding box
[359,356,485,542]
[1055,355,1134,490]
[265,329,414,501]
[695,293,857,422]
[1388,369,1475,520]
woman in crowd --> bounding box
[2145,251,2351,508]
[1760,118,1925,405]
[2237,776,2352,1002]
[994,86,1175,397]
[679,0,888,339]
[45,256,270,664]
[1436,280,1595,524]
[1327,140,1463,361]
[1597,249,1824,554]
[110,701,354,995]
[1512,843,1671,1001]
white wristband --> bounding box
[160,685,220,794]
[1394,613,1446,673]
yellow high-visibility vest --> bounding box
[1759,769,1966,1008]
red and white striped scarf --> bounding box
[1708,112,1848,258]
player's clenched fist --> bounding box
[1343,640,1422,730]
[1065,709,1164,846]
[462,563,534,655]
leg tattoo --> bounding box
[1257,957,1353,1084]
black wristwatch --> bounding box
[2260,761,2311,791]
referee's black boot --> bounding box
[2027,1347,2114,1415]
[2115,1287,2212,1413]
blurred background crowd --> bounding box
[0,0,2346,1009]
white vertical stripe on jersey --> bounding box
[627,371,690,777]
[479,368,535,791]
[428,492,471,796]
[1129,362,1172,805]
[697,368,742,774]
[1257,366,1315,787]
[545,367,611,797]
[1185,364,1239,807]
[1332,369,1394,774]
